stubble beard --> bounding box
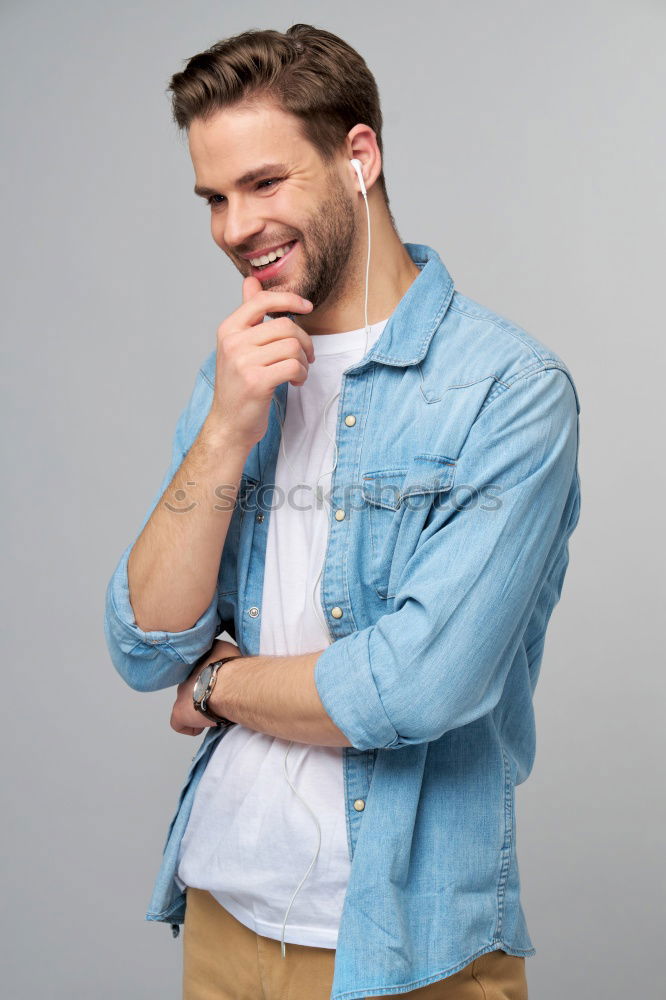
[264,173,361,319]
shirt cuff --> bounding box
[314,629,402,751]
[106,544,220,667]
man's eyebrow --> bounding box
[194,163,289,198]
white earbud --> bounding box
[350,157,367,197]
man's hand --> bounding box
[170,638,240,736]
[205,277,315,451]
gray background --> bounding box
[2,1,664,996]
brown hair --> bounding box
[166,23,391,207]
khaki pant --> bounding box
[182,887,528,999]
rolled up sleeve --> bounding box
[104,363,222,692]
[314,365,581,750]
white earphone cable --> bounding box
[279,741,323,958]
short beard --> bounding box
[264,168,360,318]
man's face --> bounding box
[189,101,360,315]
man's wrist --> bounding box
[199,417,251,461]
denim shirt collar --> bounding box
[342,241,455,373]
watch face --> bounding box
[193,665,213,703]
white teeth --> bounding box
[250,241,294,267]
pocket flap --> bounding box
[361,469,408,510]
[361,455,456,509]
[401,454,456,499]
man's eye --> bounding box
[205,178,283,206]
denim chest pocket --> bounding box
[361,455,457,600]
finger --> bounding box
[172,722,206,736]
[253,322,315,365]
[242,275,263,304]
[269,357,309,387]
[233,290,313,330]
[253,338,310,373]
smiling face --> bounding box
[189,100,362,315]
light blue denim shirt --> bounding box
[104,243,581,999]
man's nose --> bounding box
[222,197,264,250]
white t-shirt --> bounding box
[176,318,389,950]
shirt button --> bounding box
[248,607,260,618]
[353,799,365,811]
[334,509,346,521]
[256,512,264,523]
[344,415,356,427]
[331,606,343,619]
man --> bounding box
[104,23,581,1000]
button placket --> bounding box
[237,400,283,656]
[321,368,373,637]
[344,748,376,862]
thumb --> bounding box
[242,275,264,304]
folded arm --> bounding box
[313,366,581,750]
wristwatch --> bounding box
[192,656,239,727]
